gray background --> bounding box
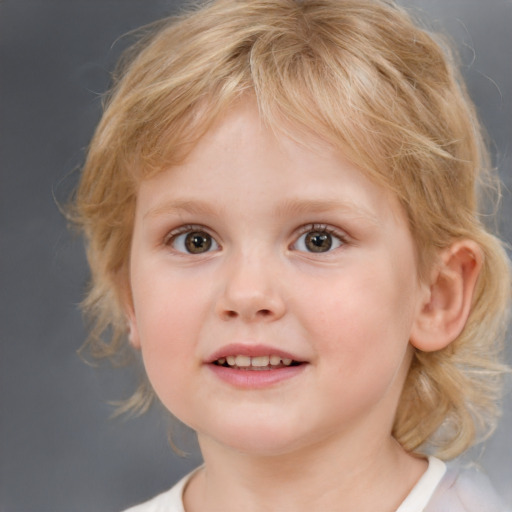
[1,1,511,511]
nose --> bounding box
[216,251,286,323]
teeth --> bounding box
[218,354,296,368]
[251,356,270,367]
[269,355,281,365]
[235,355,251,367]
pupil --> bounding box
[185,232,211,253]
[305,232,332,252]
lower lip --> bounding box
[206,364,307,389]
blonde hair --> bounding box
[72,0,511,459]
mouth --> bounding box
[212,354,303,371]
[207,350,307,388]
[206,344,308,386]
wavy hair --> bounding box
[71,0,511,458]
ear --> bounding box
[410,240,482,352]
[125,306,141,350]
[115,268,141,350]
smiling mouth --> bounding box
[213,355,303,370]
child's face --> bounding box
[128,100,429,456]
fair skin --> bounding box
[126,100,480,511]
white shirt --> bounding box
[123,457,510,512]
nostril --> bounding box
[222,308,272,320]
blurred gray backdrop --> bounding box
[1,1,511,511]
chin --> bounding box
[196,417,322,457]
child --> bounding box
[72,0,511,510]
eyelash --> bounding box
[292,223,349,253]
[163,223,349,255]
[164,224,220,255]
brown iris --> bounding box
[185,231,212,253]
[304,232,332,252]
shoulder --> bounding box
[120,470,194,512]
[121,485,183,512]
[426,464,510,512]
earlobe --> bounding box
[410,240,482,352]
[116,270,141,349]
[126,308,141,349]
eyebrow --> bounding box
[144,197,380,225]
[143,199,223,220]
[274,198,381,225]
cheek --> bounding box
[133,263,210,338]
[131,275,211,394]
[299,269,415,416]
[136,306,200,415]
[298,263,416,365]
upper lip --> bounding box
[205,343,306,364]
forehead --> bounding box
[133,88,397,208]
[136,100,407,231]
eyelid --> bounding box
[291,223,350,251]
[163,224,221,252]
[295,223,350,240]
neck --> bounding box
[184,431,427,512]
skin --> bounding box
[127,100,437,511]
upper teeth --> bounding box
[219,355,293,367]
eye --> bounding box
[293,225,345,253]
[167,229,219,254]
